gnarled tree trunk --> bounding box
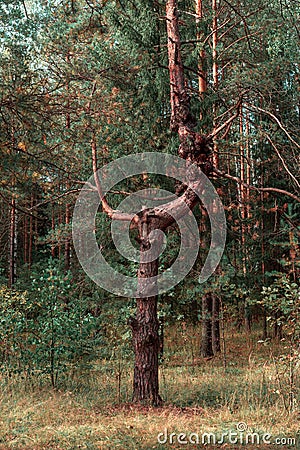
[95,0,212,405]
[129,217,163,405]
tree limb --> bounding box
[265,133,300,190]
[213,167,300,203]
[244,103,300,150]
[91,134,135,222]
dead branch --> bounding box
[244,103,300,150]
[213,167,300,203]
[91,134,135,222]
[265,134,300,190]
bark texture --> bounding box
[212,294,221,354]
[129,216,163,405]
[201,293,214,357]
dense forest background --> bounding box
[0,0,299,448]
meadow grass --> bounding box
[0,326,299,449]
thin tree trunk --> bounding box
[51,205,55,258]
[58,204,62,259]
[9,198,17,287]
[159,317,164,359]
[65,64,71,271]
[196,0,206,122]
[29,194,33,269]
[201,293,214,357]
[239,106,252,333]
[212,0,219,167]
[24,210,28,265]
[64,198,71,271]
[260,180,268,339]
[212,294,221,353]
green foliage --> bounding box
[261,274,300,340]
[0,261,101,387]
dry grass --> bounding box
[0,326,299,449]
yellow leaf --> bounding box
[17,142,26,151]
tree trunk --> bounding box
[159,317,164,360]
[212,294,221,354]
[274,311,283,340]
[64,199,71,272]
[23,210,28,265]
[244,304,252,333]
[212,0,219,167]
[129,217,163,406]
[9,198,17,287]
[196,0,206,121]
[130,295,161,405]
[28,194,33,269]
[94,0,212,405]
[201,293,213,357]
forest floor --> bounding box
[0,326,299,449]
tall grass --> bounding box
[0,325,299,449]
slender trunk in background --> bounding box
[64,194,71,272]
[58,200,62,259]
[9,198,17,287]
[212,0,219,167]
[24,210,28,265]
[239,106,251,333]
[289,229,297,282]
[260,136,268,339]
[245,110,251,232]
[29,194,34,269]
[212,294,221,353]
[65,59,71,271]
[239,106,246,274]
[196,0,207,122]
[51,205,56,258]
[34,200,38,254]
[201,293,214,357]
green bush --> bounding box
[0,261,101,387]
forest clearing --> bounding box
[0,326,299,449]
[0,0,299,448]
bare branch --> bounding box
[213,167,300,203]
[28,189,88,210]
[207,108,240,140]
[21,0,29,19]
[265,134,300,190]
[91,135,134,222]
[219,32,260,58]
[244,103,300,150]
[0,191,41,220]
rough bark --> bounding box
[200,293,214,357]
[129,216,163,405]
[64,199,71,272]
[212,294,221,354]
[166,0,212,171]
[9,198,17,287]
[196,0,207,104]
